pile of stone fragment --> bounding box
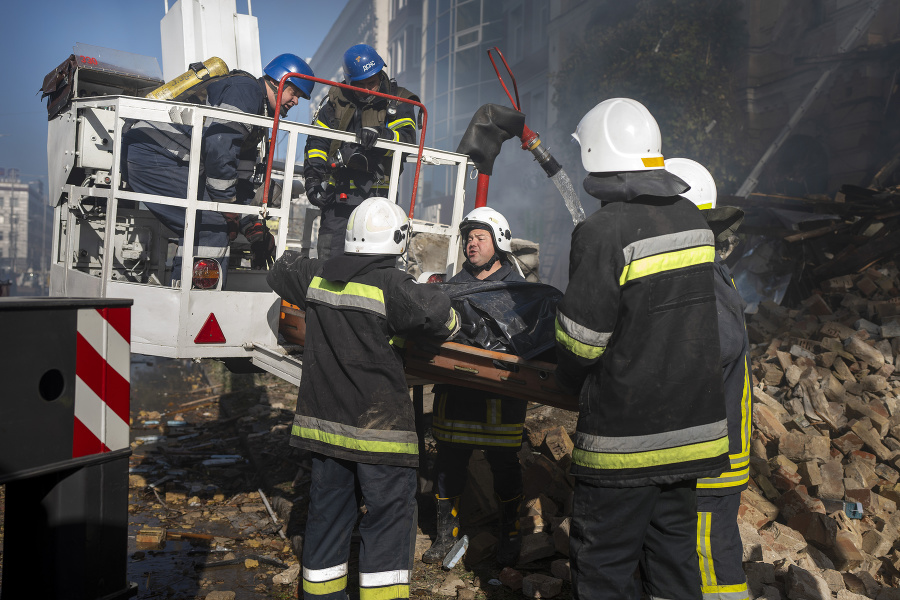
[741,262,900,600]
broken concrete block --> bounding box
[779,431,831,462]
[771,466,803,492]
[760,522,807,561]
[786,512,837,548]
[786,564,831,600]
[845,337,885,370]
[436,574,466,597]
[499,567,523,591]
[797,460,823,488]
[465,531,497,566]
[829,531,865,570]
[861,529,894,557]
[754,404,790,439]
[273,563,300,585]
[550,559,571,582]
[817,460,846,501]
[205,592,236,600]
[136,527,166,549]
[833,431,865,455]
[850,420,894,461]
[540,427,574,467]
[820,568,846,594]
[741,488,779,522]
[862,375,889,392]
[739,503,773,529]
[522,574,562,599]
[762,363,785,386]
[777,487,826,521]
[457,589,476,600]
[552,517,570,556]
[517,532,557,565]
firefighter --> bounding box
[666,158,751,600]
[422,207,526,567]
[123,53,314,284]
[556,98,730,600]
[304,44,418,260]
[266,197,459,600]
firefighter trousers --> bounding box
[302,454,417,600]
[124,142,237,284]
[434,444,522,501]
[570,478,701,600]
[697,493,748,600]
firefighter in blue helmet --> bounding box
[304,44,419,260]
[665,158,752,600]
[123,53,314,285]
[557,99,729,600]
[267,198,460,600]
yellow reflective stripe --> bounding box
[740,359,751,456]
[307,149,328,160]
[315,119,330,129]
[573,436,728,470]
[303,575,348,595]
[389,335,406,348]
[555,317,604,359]
[360,585,410,600]
[310,277,386,303]
[697,511,716,587]
[619,245,715,285]
[642,156,665,168]
[446,308,458,332]
[292,425,418,455]
[387,117,416,131]
[696,203,713,210]
[697,468,750,489]
[432,418,523,432]
[432,430,524,447]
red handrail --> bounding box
[263,73,429,219]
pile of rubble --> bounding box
[739,262,900,600]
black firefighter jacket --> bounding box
[555,193,730,487]
[267,252,459,467]
[432,261,528,450]
[697,259,752,496]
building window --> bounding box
[391,33,406,75]
[509,4,525,62]
[533,2,550,43]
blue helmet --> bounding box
[342,44,385,82]
[264,54,315,99]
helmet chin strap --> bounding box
[465,252,500,275]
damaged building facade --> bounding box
[308,0,900,289]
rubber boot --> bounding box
[422,495,460,564]
[496,494,522,567]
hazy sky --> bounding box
[0,0,347,186]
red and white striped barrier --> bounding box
[73,307,131,458]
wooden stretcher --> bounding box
[278,300,578,411]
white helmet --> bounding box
[665,158,717,210]
[572,98,664,173]
[459,207,512,253]
[344,197,409,255]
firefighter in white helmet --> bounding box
[267,197,460,600]
[556,99,729,599]
[667,158,751,600]
[423,206,527,567]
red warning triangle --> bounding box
[195,313,226,344]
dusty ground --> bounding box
[116,357,578,599]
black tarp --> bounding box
[433,280,562,359]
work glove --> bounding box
[223,212,241,242]
[358,126,385,150]
[243,221,276,270]
[305,176,331,207]
[329,145,370,173]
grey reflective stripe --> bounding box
[432,420,522,433]
[206,176,238,191]
[131,121,190,159]
[359,570,410,586]
[698,472,748,485]
[307,287,387,316]
[730,455,749,468]
[622,229,714,265]
[557,310,612,347]
[293,415,417,446]
[206,118,251,134]
[304,563,348,582]
[574,419,727,454]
